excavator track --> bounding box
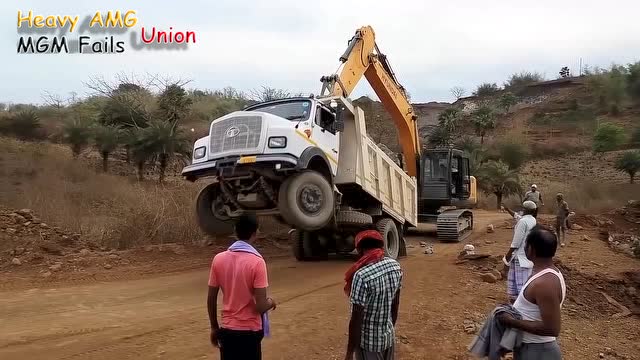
[436,209,473,243]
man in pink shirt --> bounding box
[207,214,276,359]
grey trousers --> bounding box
[514,342,562,360]
[355,344,394,360]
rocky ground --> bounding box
[0,211,638,360]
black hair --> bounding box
[235,214,258,240]
[525,225,557,258]
[357,237,385,251]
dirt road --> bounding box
[1,211,638,360]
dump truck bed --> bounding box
[331,98,418,227]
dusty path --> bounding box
[1,211,638,360]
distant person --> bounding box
[499,225,566,360]
[524,184,544,211]
[344,230,402,360]
[207,214,276,360]
[555,193,570,246]
[501,201,538,303]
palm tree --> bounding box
[62,118,92,158]
[139,120,190,183]
[127,128,153,181]
[615,151,640,184]
[471,105,496,144]
[475,160,522,209]
[93,125,122,172]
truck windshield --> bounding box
[247,100,312,121]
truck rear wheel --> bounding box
[195,182,235,236]
[376,218,400,260]
[291,230,327,261]
[278,171,334,231]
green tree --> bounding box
[615,151,640,184]
[504,71,545,89]
[593,122,626,153]
[471,105,496,144]
[496,140,529,169]
[427,126,452,147]
[157,84,193,123]
[476,160,522,209]
[437,107,461,134]
[127,128,153,181]
[473,83,500,97]
[456,136,487,174]
[93,125,122,172]
[498,92,518,113]
[62,118,92,158]
[587,65,628,115]
[139,120,191,183]
[626,61,640,102]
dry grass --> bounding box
[480,180,640,215]
[0,137,204,249]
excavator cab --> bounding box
[418,148,471,213]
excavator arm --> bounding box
[320,26,421,178]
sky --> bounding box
[2,0,640,105]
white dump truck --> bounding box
[182,26,475,260]
[182,95,417,260]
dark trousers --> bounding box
[218,328,264,360]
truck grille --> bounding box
[209,116,262,154]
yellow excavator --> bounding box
[319,26,477,242]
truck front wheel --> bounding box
[195,182,235,236]
[278,171,334,231]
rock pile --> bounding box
[0,207,86,268]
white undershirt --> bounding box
[513,268,566,343]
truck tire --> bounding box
[195,183,235,236]
[290,229,308,261]
[291,230,326,261]
[376,218,400,260]
[278,171,334,231]
[335,210,373,228]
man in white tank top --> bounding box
[499,225,566,360]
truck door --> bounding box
[311,105,340,173]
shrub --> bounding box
[495,141,529,169]
[498,92,518,113]
[592,122,626,153]
[614,151,640,184]
[0,110,45,140]
[504,71,545,89]
[473,83,500,97]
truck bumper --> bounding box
[181,154,299,181]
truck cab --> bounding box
[182,97,345,236]
[184,97,340,180]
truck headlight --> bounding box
[193,146,206,159]
[268,136,287,148]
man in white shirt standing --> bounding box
[501,201,538,303]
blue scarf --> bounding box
[228,240,270,337]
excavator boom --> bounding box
[320,26,421,178]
